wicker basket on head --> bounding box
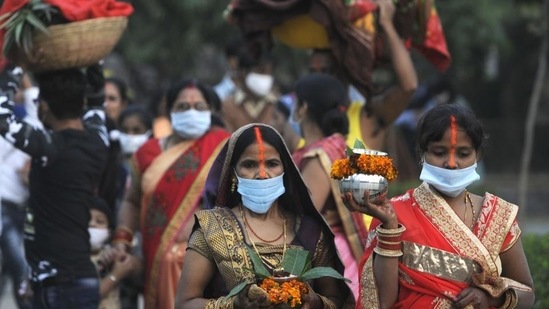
[14,16,128,72]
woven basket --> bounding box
[14,16,128,72]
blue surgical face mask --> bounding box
[237,173,285,214]
[170,110,211,139]
[419,162,480,197]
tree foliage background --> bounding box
[111,0,548,173]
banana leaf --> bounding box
[281,248,310,276]
[300,267,351,283]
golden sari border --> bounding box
[414,183,498,275]
[145,139,227,308]
[401,241,480,284]
[209,208,255,290]
[141,140,193,197]
[359,253,380,308]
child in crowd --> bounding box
[89,197,141,309]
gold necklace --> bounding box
[239,205,287,273]
[464,190,476,230]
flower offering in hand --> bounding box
[330,140,397,181]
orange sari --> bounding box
[134,128,229,309]
[358,183,531,308]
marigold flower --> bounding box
[259,277,309,308]
[331,153,397,181]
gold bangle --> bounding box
[205,299,216,309]
[377,239,402,245]
[212,296,234,309]
[376,224,406,236]
[499,289,518,309]
[374,246,403,257]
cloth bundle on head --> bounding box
[226,0,451,100]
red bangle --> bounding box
[112,227,133,245]
[377,234,402,243]
[377,240,402,251]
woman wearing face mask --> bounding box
[221,46,280,132]
[343,104,535,308]
[112,79,230,309]
[175,123,353,308]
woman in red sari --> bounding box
[112,79,230,309]
[344,104,535,308]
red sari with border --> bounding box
[133,128,229,309]
[358,182,531,308]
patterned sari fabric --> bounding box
[133,128,229,309]
[358,183,532,308]
[189,208,331,297]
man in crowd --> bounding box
[0,67,108,308]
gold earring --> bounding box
[231,176,237,193]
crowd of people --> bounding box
[0,0,537,308]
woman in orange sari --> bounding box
[112,79,230,309]
[343,104,535,308]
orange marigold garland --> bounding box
[259,278,309,308]
[330,154,397,181]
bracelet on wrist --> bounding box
[376,224,406,236]
[498,289,518,309]
[373,246,403,258]
[112,226,134,249]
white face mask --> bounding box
[237,173,285,214]
[88,227,110,251]
[170,110,211,139]
[245,72,274,97]
[119,131,150,155]
[419,162,480,197]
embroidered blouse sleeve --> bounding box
[501,220,521,253]
[187,227,215,262]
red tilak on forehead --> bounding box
[449,115,457,168]
[254,127,266,178]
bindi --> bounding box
[254,127,266,178]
